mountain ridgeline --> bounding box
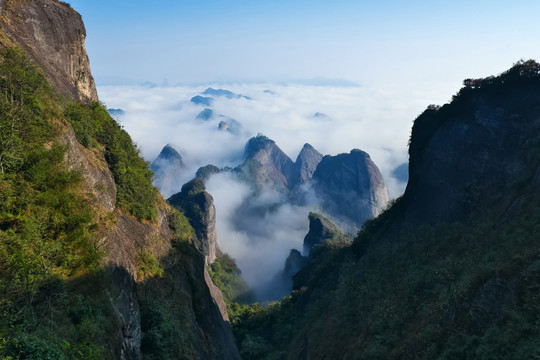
[231,61,540,359]
[188,134,389,232]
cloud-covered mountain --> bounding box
[150,144,186,195]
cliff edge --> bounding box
[0,0,98,102]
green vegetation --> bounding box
[232,65,540,359]
[138,213,222,360]
[232,195,540,359]
[64,101,158,221]
[137,249,164,279]
[208,253,255,308]
[0,48,111,359]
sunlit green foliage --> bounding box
[0,48,110,359]
[208,253,255,309]
[64,101,158,221]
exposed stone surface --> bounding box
[204,267,230,322]
[312,149,389,229]
[406,82,540,223]
[303,212,350,256]
[293,143,323,186]
[237,134,295,191]
[151,144,185,196]
[217,118,242,134]
[59,120,117,212]
[0,0,98,101]
[168,178,219,265]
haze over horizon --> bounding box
[65,0,540,297]
[69,0,539,92]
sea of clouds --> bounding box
[99,82,454,296]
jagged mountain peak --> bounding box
[243,134,277,159]
[293,143,323,185]
[312,148,389,229]
[155,144,183,163]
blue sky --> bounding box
[68,0,540,87]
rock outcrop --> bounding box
[312,149,389,229]
[196,164,221,181]
[0,0,98,102]
[237,134,296,192]
[191,95,213,106]
[196,108,214,120]
[302,212,351,256]
[406,68,540,223]
[0,1,240,358]
[151,144,185,196]
[292,143,323,186]
[168,178,219,265]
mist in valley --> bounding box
[100,82,452,300]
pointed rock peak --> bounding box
[196,108,214,120]
[155,144,183,164]
[293,143,323,185]
[244,134,277,159]
[196,164,221,181]
[190,95,213,106]
[297,143,322,159]
[303,212,350,256]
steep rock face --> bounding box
[168,179,219,265]
[151,144,185,196]
[302,212,350,256]
[237,134,295,191]
[0,0,98,102]
[311,149,389,228]
[293,143,323,186]
[283,249,308,278]
[59,120,117,212]
[406,75,540,223]
[243,63,540,360]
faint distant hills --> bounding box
[191,87,250,106]
[107,108,125,117]
[283,77,360,87]
[202,87,251,100]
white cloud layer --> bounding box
[98,82,455,293]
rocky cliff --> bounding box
[232,61,540,360]
[0,0,98,102]
[0,1,240,359]
[168,178,220,266]
[302,212,351,256]
[405,64,540,223]
[151,144,186,197]
[237,134,296,192]
[292,143,323,186]
[311,149,389,229]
